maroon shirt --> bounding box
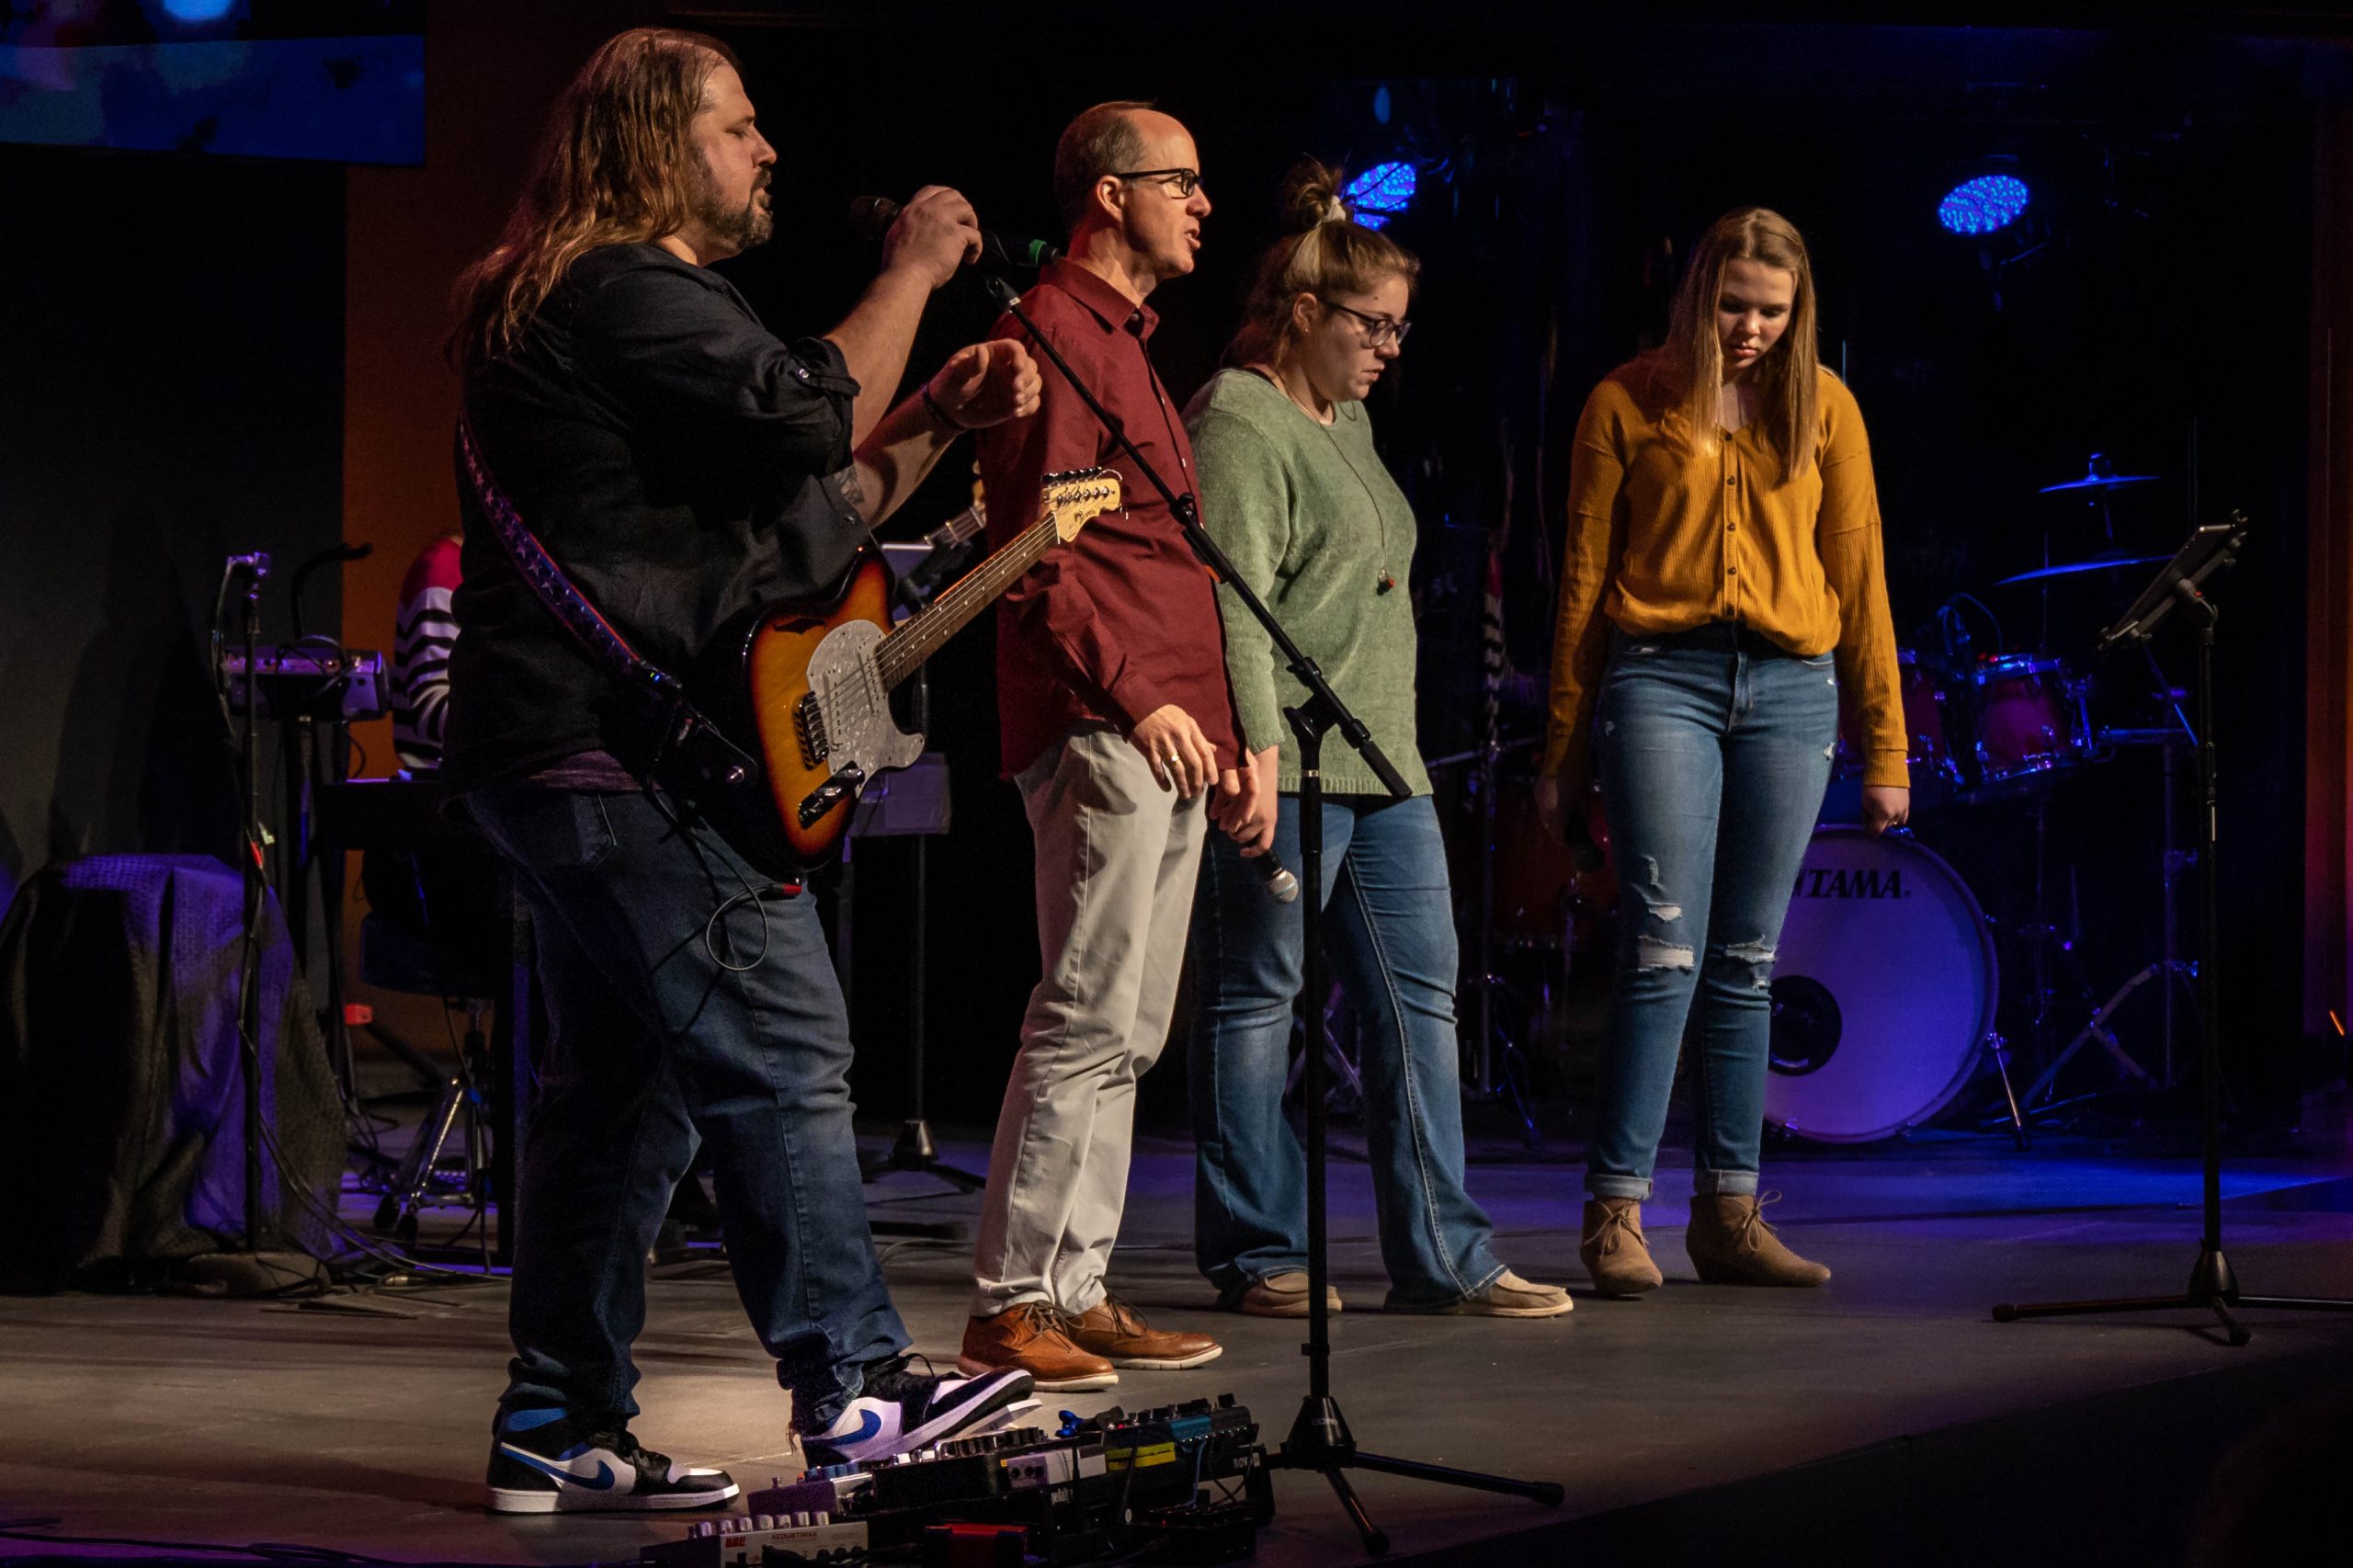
[978,259,1239,777]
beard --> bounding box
[689,151,772,254]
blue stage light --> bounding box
[1345,161,1416,229]
[162,0,241,20]
[1938,175,2030,235]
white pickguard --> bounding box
[804,619,924,796]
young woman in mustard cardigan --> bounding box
[1538,207,1910,1296]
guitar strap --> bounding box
[454,413,762,803]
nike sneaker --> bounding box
[796,1360,1037,1469]
[485,1407,739,1514]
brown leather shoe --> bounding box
[1686,1193,1831,1288]
[958,1302,1118,1392]
[1062,1293,1222,1369]
[1582,1198,1665,1297]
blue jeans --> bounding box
[1587,627,1838,1200]
[466,786,906,1434]
[1188,793,1505,1308]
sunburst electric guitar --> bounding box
[704,467,1120,871]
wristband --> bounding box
[921,381,969,432]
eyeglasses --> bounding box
[1322,299,1413,347]
[1111,166,1203,198]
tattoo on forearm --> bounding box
[834,463,869,512]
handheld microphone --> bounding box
[849,195,1063,270]
[1255,851,1301,903]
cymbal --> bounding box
[2040,469,2158,494]
[1996,552,2168,585]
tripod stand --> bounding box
[1995,514,2353,1343]
[984,272,1563,1553]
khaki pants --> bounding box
[971,724,1208,1318]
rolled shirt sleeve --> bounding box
[574,263,858,478]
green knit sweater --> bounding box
[1184,369,1431,798]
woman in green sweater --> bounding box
[1184,163,1569,1320]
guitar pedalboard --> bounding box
[644,1394,1272,1568]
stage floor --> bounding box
[6,1119,2352,1566]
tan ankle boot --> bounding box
[1686,1193,1830,1287]
[1581,1199,1664,1297]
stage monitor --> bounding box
[0,1,424,165]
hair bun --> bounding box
[1278,156,1351,234]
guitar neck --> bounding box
[924,502,984,551]
[874,509,1063,688]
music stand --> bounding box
[1995,512,2353,1342]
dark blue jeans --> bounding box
[467,786,906,1433]
[1188,793,1505,1308]
[1587,627,1838,1200]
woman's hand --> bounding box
[1860,784,1910,835]
[1534,769,1586,846]
[1213,744,1281,855]
[927,340,1041,430]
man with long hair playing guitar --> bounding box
[440,28,1041,1514]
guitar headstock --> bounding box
[1038,468,1121,542]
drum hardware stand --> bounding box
[1996,514,2353,1344]
[1467,734,1545,1146]
[372,999,494,1265]
[1985,1031,2030,1149]
[2020,715,2200,1116]
[989,271,1564,1551]
[1425,736,1546,1145]
[1286,995,1369,1121]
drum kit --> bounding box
[1452,454,2197,1148]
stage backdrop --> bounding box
[0,144,346,907]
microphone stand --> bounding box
[985,273,1563,1551]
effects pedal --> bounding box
[638,1510,866,1567]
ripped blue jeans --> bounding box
[1587,624,1838,1200]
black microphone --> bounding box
[849,195,1062,270]
[1255,852,1301,903]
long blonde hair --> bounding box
[449,28,738,370]
[1657,206,1821,481]
[1223,158,1419,369]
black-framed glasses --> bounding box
[1111,166,1203,198]
[1322,299,1413,347]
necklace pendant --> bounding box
[1377,572,1397,594]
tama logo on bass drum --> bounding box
[1791,866,1909,899]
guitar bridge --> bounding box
[797,767,865,828]
[795,692,830,766]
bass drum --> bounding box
[1764,828,1998,1143]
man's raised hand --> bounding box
[928,340,1042,429]
[881,185,983,290]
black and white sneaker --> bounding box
[797,1360,1038,1469]
[485,1408,739,1514]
